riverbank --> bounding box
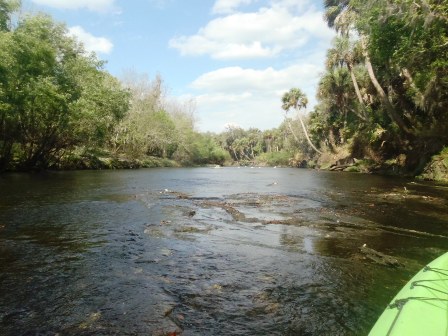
[310,145,448,183]
[3,146,447,184]
[54,151,181,170]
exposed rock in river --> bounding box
[358,245,402,268]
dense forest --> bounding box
[0,0,231,170]
[309,0,448,179]
[0,0,447,181]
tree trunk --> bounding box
[347,62,368,120]
[231,147,238,161]
[361,37,412,135]
[266,139,272,153]
[401,67,425,108]
[286,114,323,155]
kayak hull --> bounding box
[369,252,448,336]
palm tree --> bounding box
[281,88,322,154]
[318,67,354,133]
[323,0,352,35]
[324,0,412,135]
[326,36,367,120]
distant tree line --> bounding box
[210,121,314,167]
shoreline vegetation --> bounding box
[0,1,447,182]
[14,144,448,185]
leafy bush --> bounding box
[256,151,292,166]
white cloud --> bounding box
[170,4,333,60]
[171,36,277,59]
[31,0,117,13]
[188,63,323,132]
[191,65,316,92]
[212,0,254,14]
[172,0,335,132]
[68,26,113,54]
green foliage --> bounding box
[281,88,308,112]
[212,124,307,164]
[281,88,322,154]
[111,73,200,163]
[0,0,19,31]
[256,151,291,166]
[313,0,448,175]
[205,121,315,167]
[0,10,129,170]
[2,3,304,171]
[418,147,448,182]
[188,133,230,165]
[6,0,446,176]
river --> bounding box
[0,168,447,335]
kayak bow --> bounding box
[369,252,448,336]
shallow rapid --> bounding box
[1,168,447,335]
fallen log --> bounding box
[329,164,353,171]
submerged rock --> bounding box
[359,245,402,267]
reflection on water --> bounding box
[0,168,447,335]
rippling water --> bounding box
[0,168,447,335]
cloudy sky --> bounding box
[22,0,334,132]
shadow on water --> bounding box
[0,168,447,335]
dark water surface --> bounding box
[0,168,447,335]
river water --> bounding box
[0,168,447,335]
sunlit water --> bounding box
[0,168,447,335]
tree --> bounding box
[0,11,129,170]
[219,124,246,161]
[187,132,229,165]
[281,88,323,154]
[353,0,448,133]
[326,36,368,121]
[0,0,19,31]
[316,0,448,173]
[112,73,176,158]
[324,0,412,135]
[317,67,360,145]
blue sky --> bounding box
[22,0,335,133]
